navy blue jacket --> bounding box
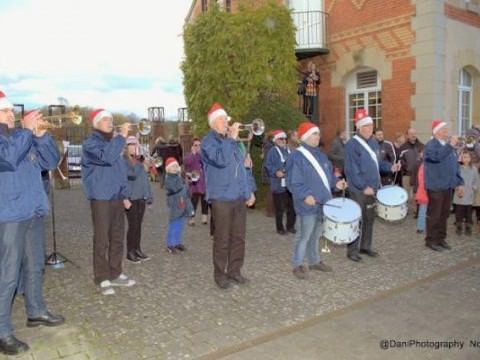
[265,145,291,194]
[286,143,336,216]
[344,135,392,194]
[165,174,194,221]
[125,160,153,203]
[424,138,463,191]
[201,130,255,202]
[81,131,129,200]
[0,124,60,223]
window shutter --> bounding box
[357,71,378,89]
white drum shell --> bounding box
[376,186,408,222]
[323,198,361,245]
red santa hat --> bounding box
[354,109,373,128]
[297,121,320,142]
[432,119,447,134]
[90,108,112,128]
[272,129,287,142]
[0,91,13,110]
[208,102,229,126]
[165,157,178,171]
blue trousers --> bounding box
[166,217,186,247]
[0,217,48,337]
[292,213,323,267]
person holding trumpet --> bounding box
[201,103,256,289]
[0,92,64,356]
[286,122,346,279]
[424,120,464,251]
[344,109,401,262]
[81,109,135,295]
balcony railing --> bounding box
[291,10,329,58]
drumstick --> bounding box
[315,201,341,208]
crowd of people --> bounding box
[2,86,479,355]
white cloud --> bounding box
[0,0,191,118]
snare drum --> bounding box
[376,185,408,222]
[323,198,362,245]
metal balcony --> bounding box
[292,10,329,59]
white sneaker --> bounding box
[99,280,115,295]
[111,274,136,287]
[202,215,208,224]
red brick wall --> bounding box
[301,0,416,146]
[445,3,480,28]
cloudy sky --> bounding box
[0,0,192,119]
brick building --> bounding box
[186,0,480,143]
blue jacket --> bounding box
[0,124,60,223]
[165,174,194,221]
[286,143,336,216]
[344,135,392,194]
[201,130,255,202]
[81,131,129,200]
[265,145,291,193]
[424,138,463,191]
[126,160,153,203]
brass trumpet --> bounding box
[37,111,83,130]
[234,118,265,141]
[115,118,152,136]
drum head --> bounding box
[377,186,408,206]
[323,198,361,223]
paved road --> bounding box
[1,185,479,359]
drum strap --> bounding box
[353,135,379,171]
[297,146,330,193]
[274,146,290,163]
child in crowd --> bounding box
[124,137,153,263]
[453,150,479,236]
[415,152,428,234]
[164,157,194,253]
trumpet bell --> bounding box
[137,118,151,136]
[250,118,265,136]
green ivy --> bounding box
[182,0,298,136]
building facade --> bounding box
[186,0,480,143]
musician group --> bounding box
[1,88,479,355]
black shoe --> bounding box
[27,311,65,328]
[287,228,297,234]
[0,335,29,355]
[277,229,287,235]
[135,249,150,261]
[175,244,186,252]
[126,251,141,263]
[416,229,424,234]
[228,274,249,284]
[439,242,451,250]
[359,249,379,257]
[347,254,362,262]
[426,243,444,252]
[215,278,231,289]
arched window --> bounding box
[458,68,473,135]
[345,68,382,134]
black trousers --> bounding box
[211,200,246,282]
[426,190,452,246]
[272,191,296,232]
[455,204,473,225]
[191,193,208,215]
[347,192,376,256]
[90,200,125,285]
[125,199,146,253]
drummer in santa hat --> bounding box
[423,120,463,251]
[344,109,400,262]
[265,129,296,235]
[285,121,346,280]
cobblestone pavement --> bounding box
[1,185,479,360]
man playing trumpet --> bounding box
[0,92,64,356]
[81,109,135,295]
[201,103,256,289]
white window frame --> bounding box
[345,68,382,135]
[458,68,473,135]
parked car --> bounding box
[67,144,82,177]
